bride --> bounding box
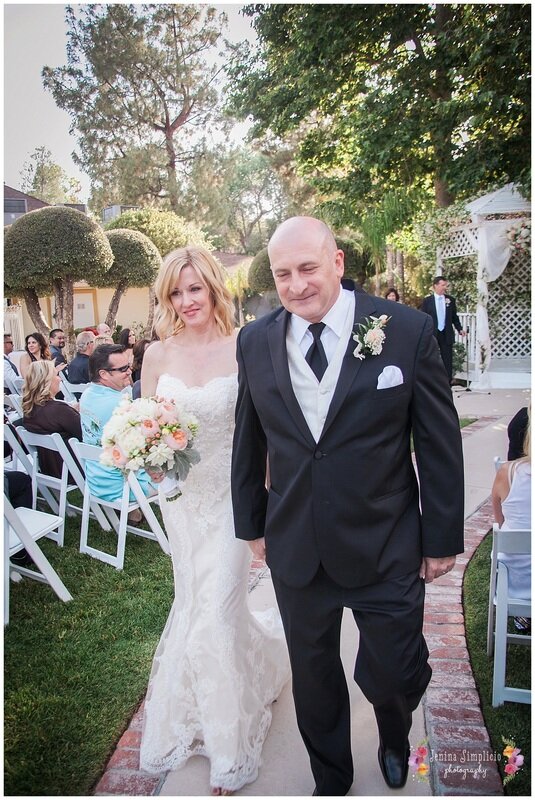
[139,246,290,795]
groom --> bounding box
[231,217,464,795]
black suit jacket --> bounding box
[232,290,464,589]
[420,294,462,345]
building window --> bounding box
[4,198,26,213]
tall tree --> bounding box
[43,4,227,212]
[20,146,81,204]
[227,4,530,219]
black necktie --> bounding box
[305,322,328,381]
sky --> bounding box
[3,2,257,203]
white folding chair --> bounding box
[15,427,113,543]
[4,424,59,513]
[4,375,23,395]
[4,393,23,421]
[486,523,531,706]
[69,438,170,570]
[60,373,90,402]
[4,496,73,625]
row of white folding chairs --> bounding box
[6,424,170,570]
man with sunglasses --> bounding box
[79,344,152,513]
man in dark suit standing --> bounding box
[231,217,464,796]
[419,276,465,382]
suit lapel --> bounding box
[320,291,378,440]
[267,308,317,448]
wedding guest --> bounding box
[420,276,465,382]
[492,406,531,610]
[131,339,151,383]
[4,333,20,392]
[49,329,68,368]
[94,334,114,347]
[507,406,529,461]
[79,343,151,519]
[96,322,112,337]
[67,331,96,385]
[19,332,60,380]
[385,288,400,302]
[118,328,136,365]
[21,360,82,478]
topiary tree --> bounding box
[105,208,212,333]
[4,206,113,353]
[248,238,371,294]
[102,229,162,331]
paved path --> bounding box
[94,388,529,796]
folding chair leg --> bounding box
[486,601,495,657]
[128,477,170,555]
[4,529,10,626]
[492,567,509,707]
[11,528,72,604]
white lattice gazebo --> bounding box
[437,184,531,389]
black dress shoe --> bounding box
[378,742,410,789]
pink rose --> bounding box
[417,746,428,758]
[164,429,188,451]
[157,401,178,425]
[111,445,128,467]
[140,417,160,437]
[505,764,518,775]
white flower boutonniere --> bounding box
[445,297,451,306]
[352,314,391,360]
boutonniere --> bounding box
[352,314,391,360]
[445,297,451,306]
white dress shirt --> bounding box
[289,287,355,361]
[434,292,446,331]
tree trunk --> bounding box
[21,289,50,337]
[374,256,381,296]
[53,278,76,359]
[434,177,455,208]
[386,246,395,286]
[432,4,455,208]
[145,286,156,338]
[105,281,128,330]
[165,131,179,213]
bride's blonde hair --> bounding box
[153,247,235,340]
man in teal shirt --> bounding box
[80,344,152,506]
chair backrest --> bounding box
[493,523,531,556]
[69,438,103,467]
[60,373,90,401]
[5,393,23,418]
[4,423,34,476]
[5,375,23,395]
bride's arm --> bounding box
[140,341,164,397]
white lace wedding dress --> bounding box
[140,374,290,791]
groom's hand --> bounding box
[420,556,456,583]
[248,537,266,561]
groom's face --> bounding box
[270,231,344,323]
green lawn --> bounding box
[463,532,531,796]
[4,508,174,795]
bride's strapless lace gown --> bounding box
[140,374,290,791]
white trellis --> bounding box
[437,184,531,389]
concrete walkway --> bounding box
[94,387,530,797]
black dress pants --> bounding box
[436,329,453,381]
[271,566,432,796]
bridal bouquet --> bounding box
[100,396,200,500]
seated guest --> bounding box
[49,329,68,368]
[131,339,151,383]
[507,406,529,461]
[79,344,153,518]
[21,360,82,478]
[4,333,20,393]
[67,331,96,385]
[96,322,112,338]
[19,332,53,379]
[492,406,531,616]
[118,327,136,365]
[385,287,400,302]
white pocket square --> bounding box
[377,365,404,390]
